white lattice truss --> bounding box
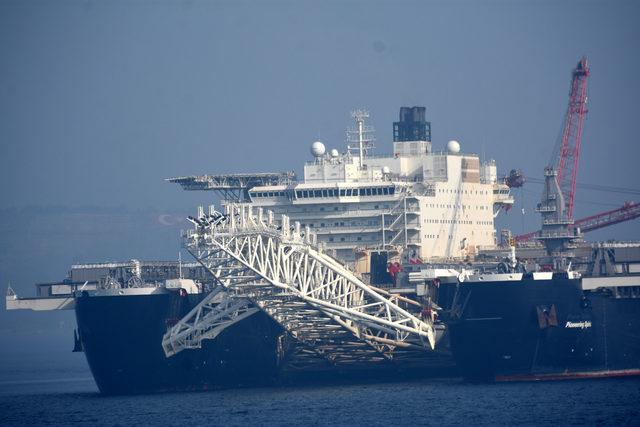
[162,287,258,357]
[162,204,436,365]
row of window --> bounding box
[295,187,396,199]
[425,219,474,225]
[423,230,493,240]
[302,220,381,228]
[250,187,398,199]
[438,188,489,195]
[427,203,489,210]
[251,191,287,198]
[424,219,493,226]
[327,236,374,243]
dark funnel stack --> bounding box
[393,106,431,142]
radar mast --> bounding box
[347,110,375,170]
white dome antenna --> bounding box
[447,140,461,154]
[310,141,326,158]
[330,148,339,158]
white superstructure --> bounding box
[243,107,513,263]
[170,107,513,266]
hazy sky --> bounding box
[2,0,640,238]
[1,0,639,237]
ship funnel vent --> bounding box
[393,106,431,142]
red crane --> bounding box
[516,202,640,242]
[555,57,590,219]
[513,58,639,243]
[573,202,640,233]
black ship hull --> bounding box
[75,290,283,394]
[75,289,457,394]
[445,274,640,381]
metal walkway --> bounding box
[162,204,436,366]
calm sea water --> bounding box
[0,370,638,426]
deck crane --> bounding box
[555,57,590,220]
[513,58,639,243]
[516,202,640,242]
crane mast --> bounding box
[514,58,638,245]
[556,57,590,219]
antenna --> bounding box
[346,109,375,169]
[178,252,183,279]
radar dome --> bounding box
[310,141,326,157]
[382,166,391,174]
[447,140,461,154]
[330,148,339,158]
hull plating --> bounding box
[75,291,457,394]
[446,276,640,381]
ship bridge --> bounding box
[161,204,443,368]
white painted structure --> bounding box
[163,204,442,362]
[245,112,513,262]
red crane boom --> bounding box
[574,202,640,233]
[513,58,639,244]
[556,57,590,219]
[515,202,640,242]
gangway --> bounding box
[162,204,438,366]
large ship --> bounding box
[8,106,511,393]
[7,99,640,393]
[444,268,640,382]
[442,151,640,381]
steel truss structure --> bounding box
[162,204,437,366]
[167,172,296,202]
[162,287,258,357]
[556,57,589,219]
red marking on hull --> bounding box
[496,369,640,383]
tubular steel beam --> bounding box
[164,203,437,365]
